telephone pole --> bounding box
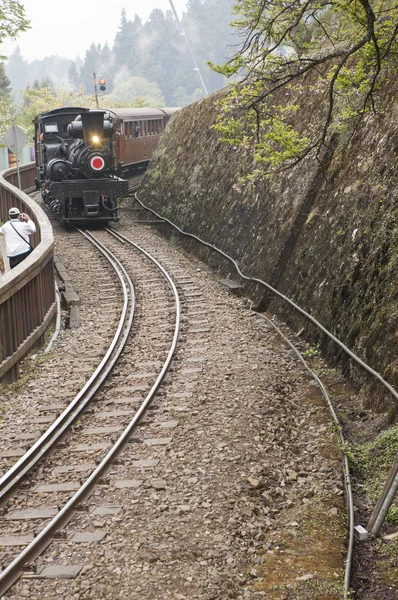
[93,72,99,108]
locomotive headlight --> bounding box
[92,135,100,144]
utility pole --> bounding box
[168,0,208,97]
[93,72,99,108]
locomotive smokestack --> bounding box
[81,111,105,145]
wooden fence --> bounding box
[0,163,55,383]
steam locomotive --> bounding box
[33,106,177,225]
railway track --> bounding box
[1,205,354,600]
[0,228,185,595]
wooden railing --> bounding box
[0,162,55,383]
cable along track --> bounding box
[0,229,181,597]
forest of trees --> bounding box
[5,0,236,109]
[1,0,396,176]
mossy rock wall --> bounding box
[141,84,398,410]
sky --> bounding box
[0,0,188,62]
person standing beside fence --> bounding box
[0,207,36,269]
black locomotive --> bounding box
[34,107,128,225]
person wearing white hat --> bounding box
[0,207,36,270]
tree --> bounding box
[113,8,130,66]
[109,2,235,105]
[0,61,11,98]
[40,76,54,90]
[0,0,29,48]
[5,46,28,102]
[68,62,80,90]
[0,95,13,137]
[109,74,165,106]
[137,9,181,100]
[114,10,142,72]
[18,86,93,137]
[0,1,28,120]
[182,0,233,95]
[211,0,398,175]
[171,85,203,106]
[80,43,103,93]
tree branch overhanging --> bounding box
[211,0,398,176]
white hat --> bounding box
[9,207,20,217]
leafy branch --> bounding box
[210,0,398,176]
[0,0,30,45]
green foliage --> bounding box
[0,61,10,98]
[0,59,13,140]
[303,344,321,358]
[351,426,398,522]
[376,537,398,586]
[214,90,310,169]
[0,1,29,49]
[18,85,93,137]
[387,506,398,524]
[109,75,165,107]
[171,86,203,106]
[0,94,13,137]
[211,0,398,177]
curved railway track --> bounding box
[1,189,367,599]
[0,230,135,503]
[0,228,182,596]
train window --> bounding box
[132,121,139,137]
[45,123,58,133]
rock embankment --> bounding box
[141,78,398,413]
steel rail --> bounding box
[0,230,135,503]
[128,183,142,195]
[0,229,181,597]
